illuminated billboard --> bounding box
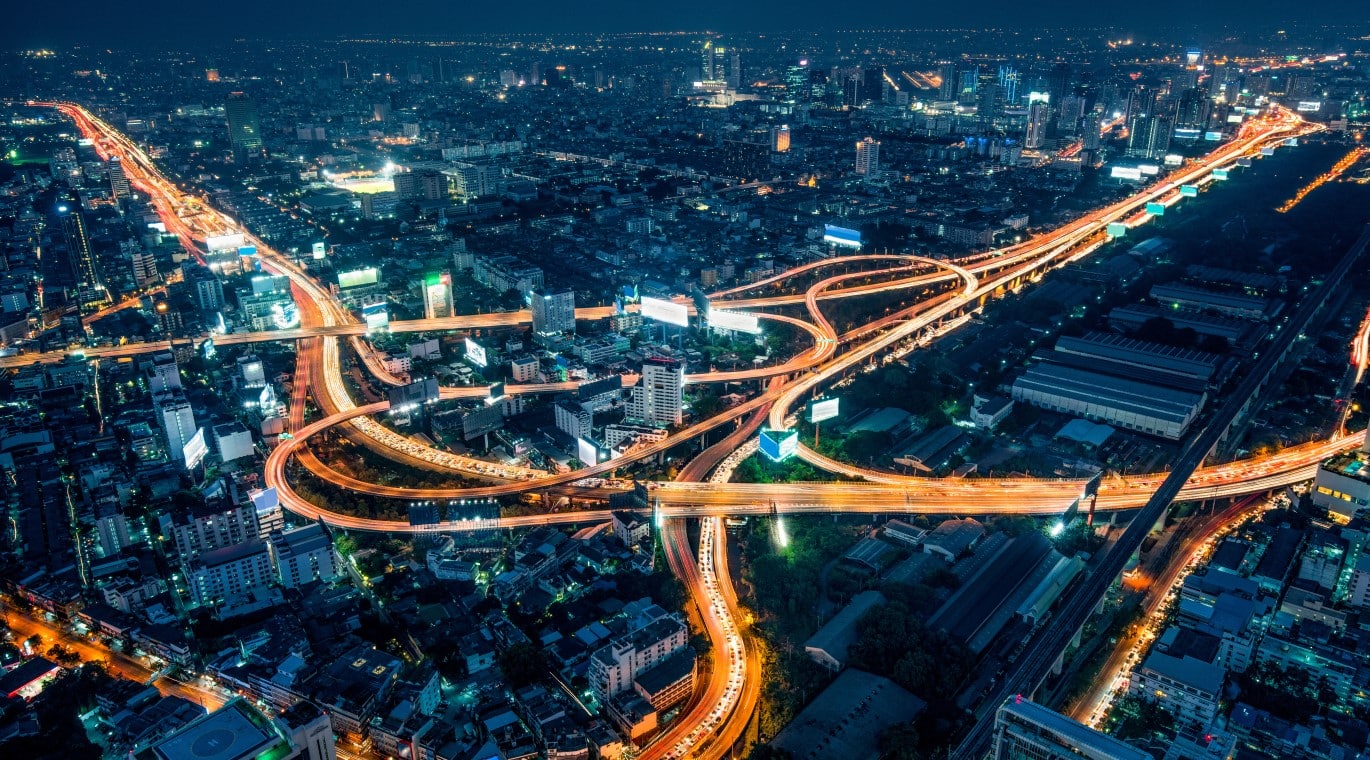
[237,245,257,257]
[1284,138,1299,147]
[1204,131,1224,141]
[808,397,840,424]
[1106,223,1129,239]
[338,267,379,289]
[1138,164,1160,176]
[270,302,300,329]
[1164,154,1184,166]
[759,428,799,462]
[363,302,389,330]
[1297,101,1322,113]
[1227,114,1245,124]
[1212,168,1230,181]
[206,233,246,252]
[182,427,208,469]
[1110,166,1142,181]
[487,382,506,405]
[640,296,689,327]
[823,224,863,248]
[1173,128,1202,141]
[577,437,599,466]
[1259,147,1275,156]
[1180,185,1199,197]
[465,338,488,367]
[1145,202,1165,216]
[312,241,327,259]
[709,309,762,335]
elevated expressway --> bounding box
[39,100,1333,760]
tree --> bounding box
[497,642,548,688]
[878,722,923,760]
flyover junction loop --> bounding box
[265,107,1332,530]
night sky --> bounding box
[4,0,1369,46]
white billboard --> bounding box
[1110,166,1143,181]
[312,241,327,259]
[808,397,840,423]
[577,437,599,466]
[206,233,246,252]
[1297,101,1323,113]
[1138,164,1161,176]
[465,337,488,368]
[640,296,689,327]
[1163,154,1184,166]
[709,309,762,334]
[182,427,208,469]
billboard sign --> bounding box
[487,382,506,405]
[312,241,327,259]
[183,427,208,469]
[237,245,257,257]
[577,437,599,466]
[709,309,762,335]
[1204,131,1224,141]
[465,338,488,367]
[1212,168,1230,181]
[1173,128,1202,141]
[1163,154,1184,166]
[363,302,389,330]
[759,428,799,462]
[808,397,840,423]
[1297,101,1322,113]
[1106,223,1129,239]
[1145,202,1166,216]
[1180,185,1199,197]
[823,224,863,248]
[206,233,246,252]
[640,296,689,327]
[1137,164,1161,176]
[1110,166,1142,181]
[338,267,379,289]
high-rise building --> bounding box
[783,61,809,105]
[225,92,263,153]
[188,540,273,608]
[531,287,576,338]
[1025,93,1051,149]
[155,389,197,464]
[56,197,102,294]
[855,137,880,175]
[132,697,333,760]
[422,272,454,320]
[588,612,690,703]
[1127,114,1173,159]
[992,697,1150,760]
[700,40,719,82]
[627,358,684,426]
[771,126,791,153]
[167,497,261,563]
[728,49,741,89]
[147,351,182,393]
[108,156,130,199]
[937,62,959,101]
[997,64,1021,105]
[269,524,342,589]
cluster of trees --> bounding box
[1236,660,1338,724]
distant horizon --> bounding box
[5,0,1370,48]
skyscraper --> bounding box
[1025,94,1050,150]
[1127,114,1173,159]
[700,40,719,82]
[855,137,880,175]
[997,64,1021,105]
[155,389,197,464]
[937,61,959,101]
[628,358,684,427]
[728,49,741,89]
[531,288,576,338]
[423,272,454,320]
[107,156,130,199]
[56,197,102,294]
[225,92,263,154]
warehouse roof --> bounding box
[1012,363,1205,426]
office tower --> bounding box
[855,137,880,175]
[531,288,576,338]
[997,65,1021,104]
[992,697,1150,760]
[728,49,741,89]
[771,126,791,153]
[423,272,454,320]
[977,83,1006,121]
[147,351,182,393]
[958,65,980,105]
[225,92,263,153]
[783,61,809,104]
[1025,94,1050,149]
[1127,114,1172,159]
[155,389,197,464]
[192,272,225,311]
[169,497,260,562]
[1082,110,1104,152]
[700,40,717,82]
[1047,62,1072,116]
[628,358,684,426]
[56,197,102,294]
[107,156,130,199]
[937,61,959,100]
[188,540,273,607]
[1176,87,1211,129]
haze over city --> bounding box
[0,9,1367,760]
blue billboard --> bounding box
[823,224,863,249]
[759,428,799,462]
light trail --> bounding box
[1276,146,1368,213]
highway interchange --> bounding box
[43,99,1342,758]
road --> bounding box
[2,606,226,710]
[36,99,1328,758]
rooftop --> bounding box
[133,698,291,760]
[771,669,926,760]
